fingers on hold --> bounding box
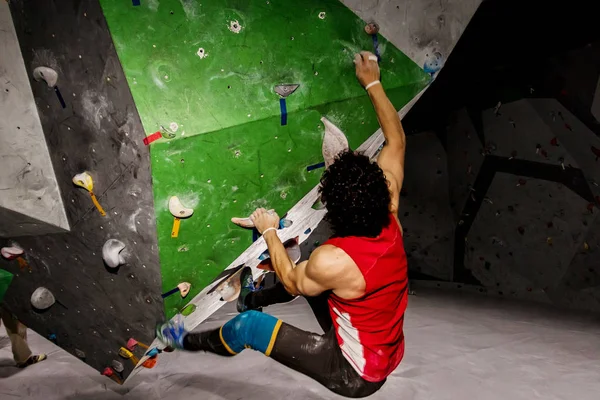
[354,53,363,65]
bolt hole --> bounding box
[227,85,231,89]
[5,89,8,92]
[17,126,20,129]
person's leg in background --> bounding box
[0,306,46,368]
[158,310,383,398]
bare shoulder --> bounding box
[308,245,353,275]
[308,244,365,297]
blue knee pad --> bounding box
[220,311,282,355]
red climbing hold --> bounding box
[541,149,548,158]
[591,146,600,161]
[587,203,595,213]
[526,287,532,292]
[564,123,572,131]
[143,131,162,146]
[517,178,526,186]
[550,137,558,146]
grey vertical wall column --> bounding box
[0,1,69,237]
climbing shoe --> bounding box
[156,314,188,350]
[236,266,262,313]
[17,354,47,368]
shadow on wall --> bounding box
[402,99,600,313]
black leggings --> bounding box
[184,281,385,398]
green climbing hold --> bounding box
[181,303,197,316]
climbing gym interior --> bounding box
[1,0,599,398]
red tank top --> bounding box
[325,215,408,382]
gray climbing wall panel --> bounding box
[0,0,162,380]
[0,2,69,237]
[405,98,600,312]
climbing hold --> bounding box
[142,357,157,369]
[231,210,291,230]
[102,367,123,384]
[181,303,196,316]
[72,172,106,216]
[143,131,162,146]
[517,226,525,235]
[364,22,379,35]
[564,123,572,131]
[550,137,559,146]
[547,237,553,246]
[304,228,312,235]
[146,347,160,357]
[74,348,86,359]
[583,242,590,251]
[126,338,149,351]
[508,118,516,128]
[48,333,57,342]
[321,117,349,168]
[318,11,327,20]
[535,144,542,154]
[558,157,565,170]
[509,150,517,159]
[196,47,208,59]
[161,282,191,298]
[274,84,300,126]
[102,239,126,268]
[312,196,326,210]
[32,66,66,108]
[118,347,139,365]
[587,203,595,213]
[228,20,242,34]
[169,196,194,238]
[111,360,124,373]
[1,246,24,260]
[31,287,55,310]
[516,178,526,187]
[493,101,502,115]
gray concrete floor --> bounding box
[2,289,599,399]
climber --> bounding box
[1,305,47,368]
[157,50,408,398]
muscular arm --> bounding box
[263,229,340,296]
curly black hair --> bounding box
[319,150,391,238]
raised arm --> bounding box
[354,51,406,213]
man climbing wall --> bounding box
[157,51,409,398]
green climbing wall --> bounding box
[100,0,429,317]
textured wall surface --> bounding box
[1,0,162,380]
[0,2,69,237]
[405,99,600,312]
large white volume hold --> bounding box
[321,117,349,168]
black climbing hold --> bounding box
[484,261,491,270]
[404,212,409,217]
[508,205,514,212]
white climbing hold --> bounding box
[177,282,191,297]
[228,20,242,34]
[31,287,56,310]
[196,47,208,59]
[102,239,126,268]
[32,66,58,87]
[72,172,94,192]
[1,246,24,260]
[169,122,179,132]
[169,196,194,218]
[230,208,276,228]
[318,12,326,19]
[321,117,349,167]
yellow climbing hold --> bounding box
[72,172,106,216]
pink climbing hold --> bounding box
[1,246,24,260]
